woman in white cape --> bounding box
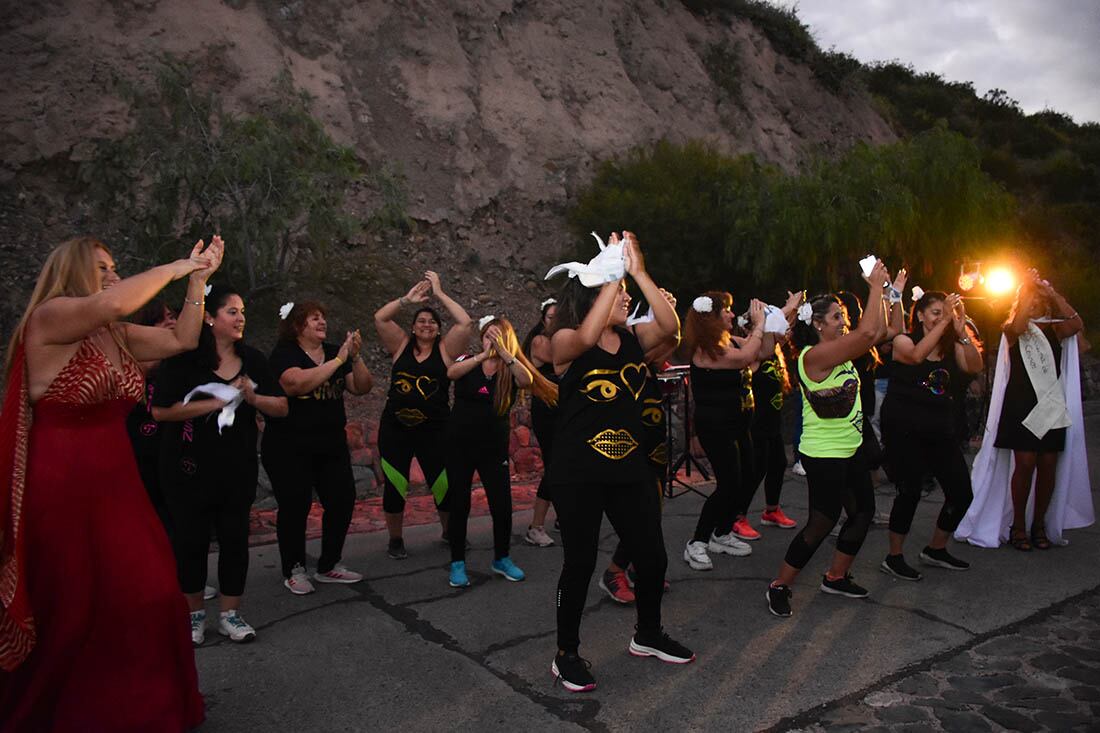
[955,271,1092,549]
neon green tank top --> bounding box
[797,346,863,458]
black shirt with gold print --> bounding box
[547,326,651,486]
[265,341,352,444]
[381,339,450,429]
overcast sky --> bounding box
[792,0,1100,124]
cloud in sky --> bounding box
[792,0,1100,123]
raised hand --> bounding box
[865,259,889,289]
[622,231,646,278]
[424,270,443,296]
[174,236,225,281]
[349,329,363,357]
[950,294,968,335]
[783,289,804,312]
[405,280,431,304]
[892,267,909,293]
[658,287,677,308]
[748,298,766,328]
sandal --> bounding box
[1031,523,1053,551]
[1008,525,1032,552]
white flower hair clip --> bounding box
[797,302,814,324]
[544,232,626,287]
[478,315,495,331]
[737,314,748,328]
[692,296,713,313]
[911,286,925,302]
[279,302,294,320]
[204,284,212,296]
[540,297,557,310]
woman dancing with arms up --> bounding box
[1,235,222,730]
[546,232,693,693]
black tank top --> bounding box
[691,356,754,432]
[382,339,450,427]
[450,356,515,436]
[547,327,651,485]
[751,355,786,437]
[883,344,962,435]
[640,365,667,473]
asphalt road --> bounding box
[193,413,1100,732]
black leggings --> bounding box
[163,463,256,596]
[886,430,974,536]
[750,425,787,508]
[693,421,754,542]
[531,400,555,503]
[553,478,667,653]
[261,438,355,578]
[378,419,449,513]
[611,475,664,570]
[446,428,513,562]
[783,452,875,569]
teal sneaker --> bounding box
[491,556,526,582]
[449,561,470,588]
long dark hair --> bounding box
[836,290,881,369]
[547,277,600,335]
[196,285,245,370]
[522,299,556,356]
[134,298,173,327]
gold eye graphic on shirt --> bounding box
[394,379,413,394]
[582,379,620,402]
[641,397,664,425]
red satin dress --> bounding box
[0,339,203,731]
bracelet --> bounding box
[333,356,345,366]
[185,299,204,308]
[887,286,902,304]
[351,353,361,362]
[957,336,972,345]
[398,296,409,306]
[1066,312,1080,320]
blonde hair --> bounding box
[481,317,558,414]
[4,237,120,379]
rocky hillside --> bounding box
[0,0,893,321]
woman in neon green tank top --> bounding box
[766,259,891,618]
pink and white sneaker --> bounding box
[313,564,364,584]
[284,564,316,595]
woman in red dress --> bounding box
[0,235,222,731]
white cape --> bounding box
[954,334,1093,547]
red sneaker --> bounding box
[731,516,761,541]
[598,569,636,604]
[761,507,798,528]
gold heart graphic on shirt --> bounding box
[415,376,439,399]
[619,362,648,401]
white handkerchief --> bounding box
[762,305,789,335]
[626,303,654,326]
[545,232,626,287]
[183,381,253,434]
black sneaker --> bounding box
[629,628,695,664]
[820,573,869,598]
[387,537,408,560]
[880,554,923,581]
[766,583,792,617]
[551,652,596,692]
[919,546,970,571]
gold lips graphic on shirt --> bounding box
[395,408,428,427]
[587,429,639,460]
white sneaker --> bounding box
[284,564,316,595]
[190,610,206,646]
[203,585,218,601]
[313,563,363,584]
[709,531,752,557]
[791,461,806,476]
[524,525,555,547]
[683,541,713,571]
[218,610,256,643]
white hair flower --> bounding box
[797,302,814,324]
[737,314,748,328]
[911,286,925,302]
[279,302,294,320]
[692,296,713,313]
[540,297,557,310]
[478,315,496,331]
[204,284,212,296]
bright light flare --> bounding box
[958,272,976,291]
[986,267,1016,297]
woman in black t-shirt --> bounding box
[546,232,693,693]
[261,300,374,595]
[881,290,983,580]
[444,317,557,588]
[153,286,288,645]
[373,271,471,559]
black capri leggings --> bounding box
[378,419,449,513]
[783,451,875,570]
[530,399,556,503]
[693,421,754,542]
[886,429,973,535]
[750,425,787,509]
[446,427,513,562]
[163,463,257,596]
[553,478,667,653]
[261,438,355,578]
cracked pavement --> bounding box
[193,413,1100,731]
